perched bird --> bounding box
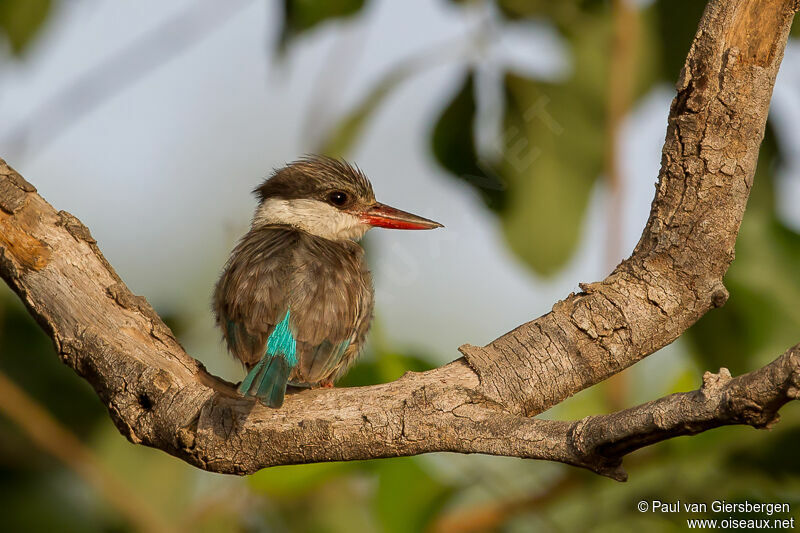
[213,156,442,408]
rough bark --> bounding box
[0,0,798,480]
[460,0,798,415]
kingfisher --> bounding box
[213,156,442,408]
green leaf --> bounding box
[280,0,366,48]
[431,63,604,275]
[0,0,51,56]
[430,5,660,276]
[492,7,628,275]
[498,69,604,275]
[498,8,660,276]
[431,72,507,211]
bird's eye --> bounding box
[327,191,349,207]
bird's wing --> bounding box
[214,228,308,407]
[328,272,374,382]
[214,228,299,368]
[286,236,373,384]
[214,229,372,402]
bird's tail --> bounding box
[238,355,290,408]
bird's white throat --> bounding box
[253,198,370,241]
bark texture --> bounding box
[461,0,799,416]
[0,0,798,480]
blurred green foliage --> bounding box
[432,72,507,211]
[498,68,603,275]
[248,457,455,533]
[279,0,366,48]
[433,3,610,274]
[0,292,115,532]
[1,0,799,532]
[0,0,51,56]
[318,0,800,373]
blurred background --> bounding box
[0,0,799,531]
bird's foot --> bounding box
[319,379,334,388]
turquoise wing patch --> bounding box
[238,310,297,408]
[266,310,297,366]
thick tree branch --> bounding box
[460,0,799,416]
[0,0,797,479]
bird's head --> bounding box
[252,156,442,241]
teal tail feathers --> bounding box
[239,356,290,408]
[237,310,296,408]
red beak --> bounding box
[359,203,443,230]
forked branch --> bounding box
[0,0,797,480]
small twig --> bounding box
[570,346,800,461]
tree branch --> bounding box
[0,0,797,480]
[460,0,799,416]
[567,346,800,479]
